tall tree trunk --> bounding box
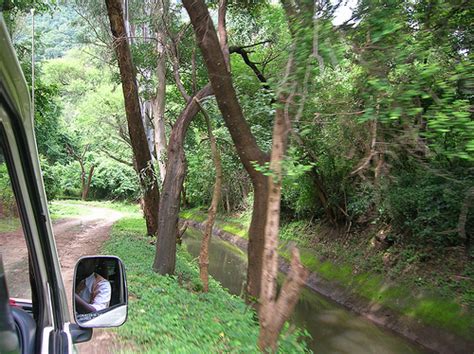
[66,144,95,202]
[153,0,169,182]
[153,85,213,275]
[183,0,269,303]
[181,185,188,208]
[141,100,156,159]
[81,165,95,201]
[197,102,223,292]
[258,104,308,351]
[78,160,86,200]
[105,0,160,236]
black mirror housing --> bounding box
[73,256,128,328]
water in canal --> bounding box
[183,228,424,354]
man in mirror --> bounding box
[75,258,111,314]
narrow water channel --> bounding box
[183,228,425,354]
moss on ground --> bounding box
[282,246,473,337]
[180,208,250,239]
[184,209,474,339]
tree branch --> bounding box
[229,46,269,89]
[100,148,133,167]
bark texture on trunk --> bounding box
[197,101,223,292]
[217,0,230,69]
[258,107,308,352]
[153,85,213,275]
[183,0,269,302]
[106,0,160,236]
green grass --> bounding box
[180,208,250,239]
[0,217,21,232]
[53,199,140,213]
[219,223,248,239]
[182,208,474,339]
[49,201,91,219]
[279,241,474,338]
[102,216,309,353]
[180,208,207,223]
[49,200,140,220]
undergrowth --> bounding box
[0,217,20,232]
[281,225,474,338]
[183,209,474,339]
[102,216,309,353]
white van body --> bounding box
[0,14,127,354]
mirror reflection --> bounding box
[74,256,127,327]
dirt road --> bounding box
[1,204,124,354]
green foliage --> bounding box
[33,79,70,162]
[346,182,377,219]
[102,216,308,353]
[351,0,474,161]
[37,48,137,200]
[38,155,61,200]
[279,220,313,248]
[384,166,473,247]
[2,0,56,32]
[52,161,82,198]
[0,163,15,216]
[185,121,250,211]
[277,222,474,338]
[90,160,139,201]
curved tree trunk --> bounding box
[197,102,223,292]
[153,85,213,275]
[246,176,269,301]
[105,0,160,236]
[183,0,269,302]
[81,165,95,201]
[258,105,307,351]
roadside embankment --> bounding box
[181,211,474,354]
[101,216,309,352]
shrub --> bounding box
[39,155,61,200]
[90,160,139,200]
[0,163,16,217]
[385,166,473,247]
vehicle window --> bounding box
[0,136,31,300]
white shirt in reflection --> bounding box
[78,273,111,311]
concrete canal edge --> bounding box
[183,219,474,354]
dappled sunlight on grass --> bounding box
[49,201,91,219]
[49,199,140,219]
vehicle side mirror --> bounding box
[73,256,128,328]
